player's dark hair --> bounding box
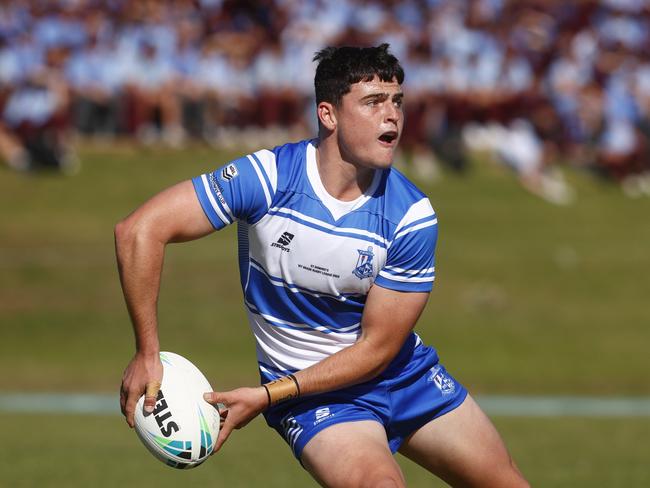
[313,43,404,106]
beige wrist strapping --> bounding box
[263,374,300,407]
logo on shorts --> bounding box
[313,407,334,425]
[353,246,374,279]
[315,407,330,420]
[221,164,239,182]
[281,415,303,451]
[427,365,456,395]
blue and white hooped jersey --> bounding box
[192,139,438,381]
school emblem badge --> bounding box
[353,246,374,279]
[427,365,456,395]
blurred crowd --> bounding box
[2,0,650,200]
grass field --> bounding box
[1,141,649,486]
[0,413,648,487]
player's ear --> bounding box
[317,101,337,131]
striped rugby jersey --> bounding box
[192,139,438,381]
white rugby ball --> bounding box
[134,351,220,469]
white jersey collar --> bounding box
[306,141,381,221]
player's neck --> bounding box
[314,139,375,202]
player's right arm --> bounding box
[115,180,215,427]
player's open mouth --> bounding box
[378,131,398,146]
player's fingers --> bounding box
[143,381,161,414]
[203,392,227,427]
[214,418,234,452]
[218,407,229,429]
[203,391,217,404]
[119,384,127,415]
[124,393,137,428]
[203,391,228,406]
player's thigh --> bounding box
[398,395,529,488]
[301,420,406,488]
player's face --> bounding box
[335,76,404,169]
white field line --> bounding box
[0,393,649,417]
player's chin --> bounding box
[374,141,399,167]
[367,158,395,171]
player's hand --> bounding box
[203,387,268,452]
[120,352,163,428]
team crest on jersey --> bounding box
[427,365,456,395]
[353,246,375,279]
[220,164,239,182]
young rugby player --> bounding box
[117,44,529,487]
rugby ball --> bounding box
[134,351,220,469]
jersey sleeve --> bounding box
[375,198,438,293]
[191,150,277,229]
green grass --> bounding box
[1,142,649,486]
[0,413,648,487]
[3,142,647,393]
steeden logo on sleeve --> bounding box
[221,164,239,182]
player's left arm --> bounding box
[296,285,429,390]
[205,285,428,452]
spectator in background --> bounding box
[171,18,206,140]
[66,35,124,140]
[125,39,185,146]
[253,37,310,142]
[0,0,649,198]
[633,50,650,189]
[598,65,647,190]
[399,38,444,181]
[0,120,29,171]
[1,46,77,173]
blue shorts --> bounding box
[263,344,468,460]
